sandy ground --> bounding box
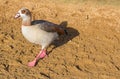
[0,0,120,79]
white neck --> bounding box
[22,16,31,26]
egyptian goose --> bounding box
[14,8,67,67]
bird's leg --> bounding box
[39,49,47,59]
[28,49,47,67]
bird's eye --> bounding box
[21,10,26,14]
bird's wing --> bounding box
[31,20,65,35]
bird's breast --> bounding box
[22,26,38,43]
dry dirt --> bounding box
[0,0,120,79]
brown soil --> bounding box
[0,0,120,79]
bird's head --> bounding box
[14,8,31,20]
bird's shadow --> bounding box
[31,20,80,55]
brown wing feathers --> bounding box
[54,27,65,35]
[32,20,67,35]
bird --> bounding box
[14,8,67,67]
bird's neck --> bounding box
[22,16,31,26]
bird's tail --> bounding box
[64,29,68,35]
[59,21,68,35]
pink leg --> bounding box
[28,49,47,67]
[39,49,47,59]
[28,59,37,67]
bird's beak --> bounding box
[14,13,20,19]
